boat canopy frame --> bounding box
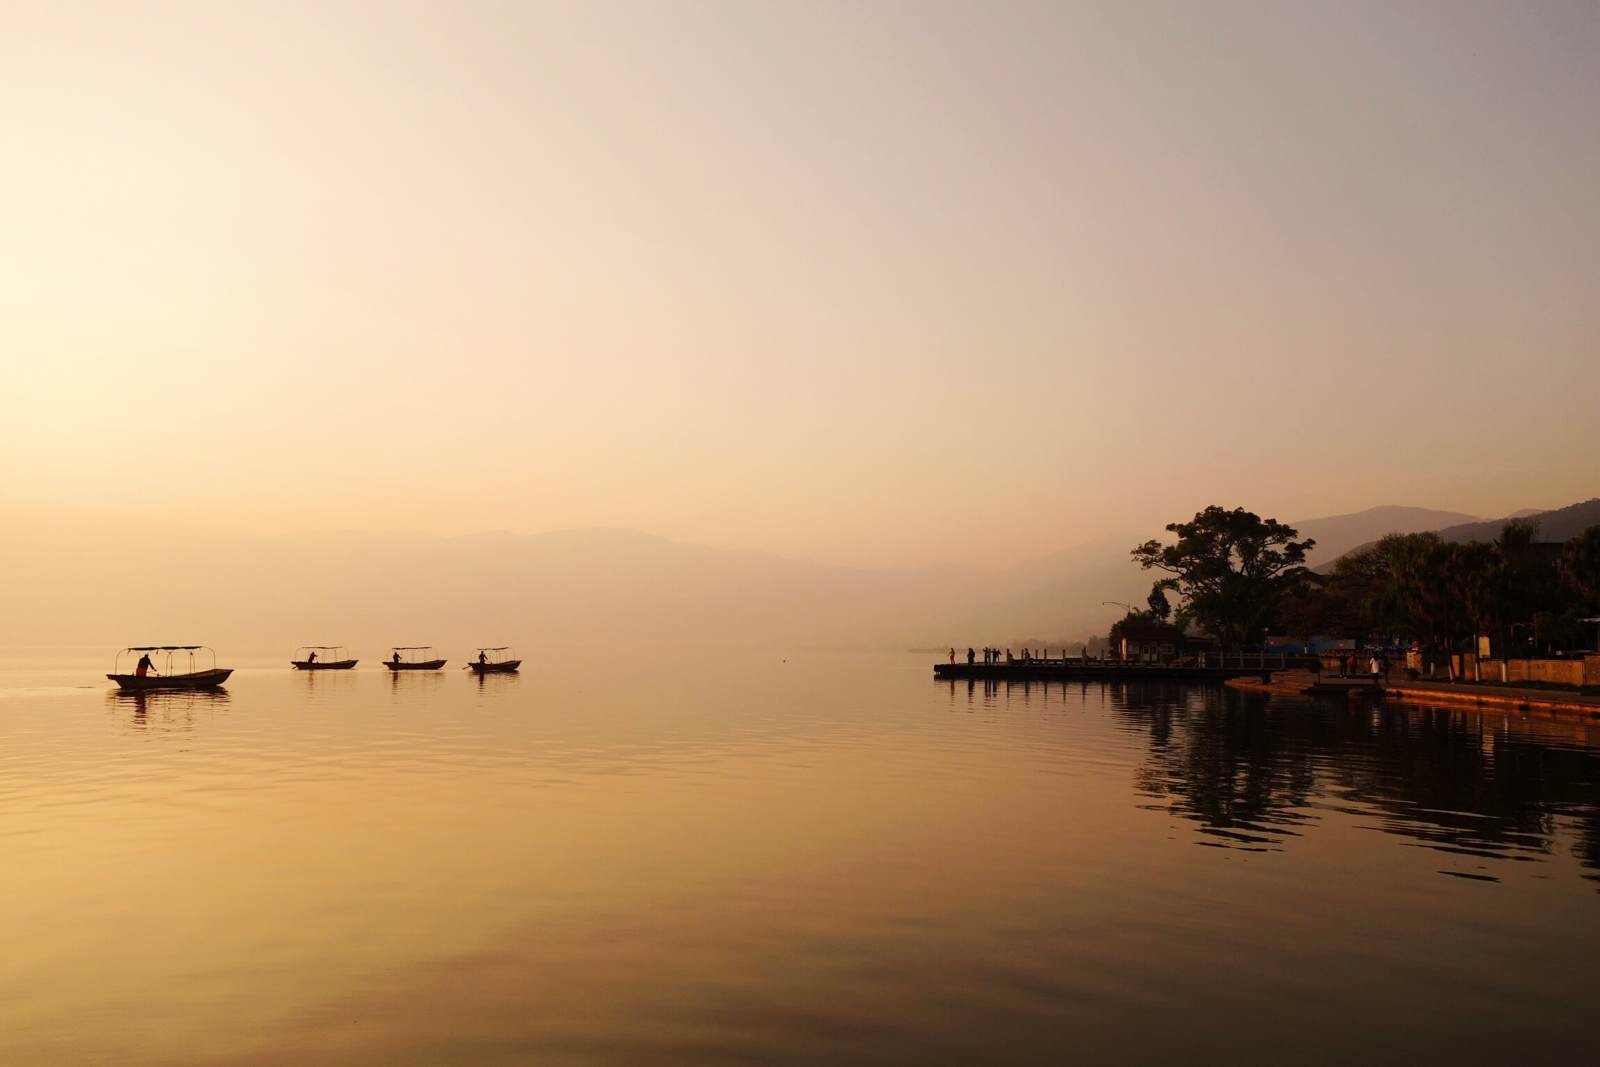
[115,646,217,674]
[296,645,352,658]
[388,646,440,665]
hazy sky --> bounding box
[5,1,1596,568]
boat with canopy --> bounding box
[467,646,522,674]
[291,645,358,670]
[107,646,233,691]
[384,646,446,671]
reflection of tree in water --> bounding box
[1113,685,1600,881]
[1111,684,1317,851]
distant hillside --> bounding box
[1290,506,1481,567]
[1327,497,1600,566]
[1427,498,1600,544]
[7,499,1593,653]
[0,521,995,652]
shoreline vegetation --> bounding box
[951,502,1600,720]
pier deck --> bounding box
[933,661,1276,683]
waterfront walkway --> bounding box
[1385,679,1600,716]
[1228,670,1600,718]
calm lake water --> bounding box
[3,649,1600,1064]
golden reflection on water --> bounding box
[2,653,1600,1064]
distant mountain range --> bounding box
[1289,506,1482,566]
[1328,498,1600,565]
[3,498,1595,652]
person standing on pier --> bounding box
[949,647,955,664]
[967,647,975,664]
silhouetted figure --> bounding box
[1005,649,1013,664]
[966,647,975,664]
[135,652,156,677]
[949,647,956,664]
[479,650,489,666]
[306,649,318,665]
[392,651,402,667]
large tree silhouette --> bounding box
[1131,506,1315,650]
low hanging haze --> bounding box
[5,1,1597,571]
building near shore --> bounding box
[1116,621,1215,663]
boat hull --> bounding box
[108,668,233,691]
[384,660,446,671]
[468,661,522,674]
[292,660,358,670]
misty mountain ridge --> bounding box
[1327,498,1600,565]
[1287,506,1482,566]
[4,500,1594,652]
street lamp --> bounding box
[1101,602,1137,662]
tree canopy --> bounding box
[1261,520,1600,656]
[1131,506,1315,650]
[1560,526,1600,609]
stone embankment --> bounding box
[1227,670,1600,719]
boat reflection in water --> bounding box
[107,685,231,729]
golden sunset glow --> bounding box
[5,1,1596,574]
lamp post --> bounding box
[1102,602,1136,662]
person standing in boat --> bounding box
[479,650,489,666]
[392,650,402,667]
[135,652,156,677]
[306,649,318,666]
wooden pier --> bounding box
[934,659,1273,684]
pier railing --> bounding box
[1188,653,1304,670]
[1030,654,1307,669]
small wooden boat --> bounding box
[384,646,446,671]
[291,645,358,670]
[108,646,234,691]
[467,646,522,674]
